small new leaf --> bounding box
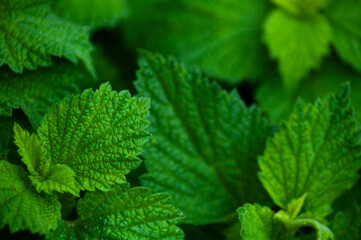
[46,184,184,240]
[259,84,361,216]
[30,164,81,196]
[14,123,80,196]
[0,161,61,234]
[38,83,150,191]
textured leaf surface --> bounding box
[126,0,270,83]
[259,85,361,216]
[264,9,331,89]
[0,60,83,128]
[38,83,150,191]
[30,164,80,196]
[54,0,126,29]
[330,204,361,240]
[0,161,61,234]
[135,51,271,224]
[0,0,93,74]
[238,204,283,240]
[14,123,80,196]
[326,0,361,72]
[46,184,184,240]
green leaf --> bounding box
[259,84,361,216]
[135,51,271,224]
[330,204,361,240]
[326,0,361,72]
[0,60,84,129]
[0,117,14,157]
[38,83,150,191]
[264,9,331,89]
[126,0,271,83]
[30,164,80,196]
[238,202,333,240]
[0,0,94,74]
[0,160,61,234]
[238,204,285,240]
[54,0,127,29]
[46,184,184,240]
[14,123,80,196]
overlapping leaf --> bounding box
[46,184,184,240]
[54,0,127,29]
[0,0,94,74]
[330,204,361,240]
[259,84,361,216]
[135,51,271,224]
[0,60,85,128]
[126,0,271,83]
[0,161,61,234]
[38,83,150,191]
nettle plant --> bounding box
[0,83,183,239]
[1,49,360,239]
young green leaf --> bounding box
[259,84,361,217]
[46,184,184,240]
[126,0,271,83]
[0,161,61,234]
[0,0,94,74]
[0,61,84,128]
[264,9,331,89]
[135,51,271,224]
[238,204,284,240]
[38,83,150,191]
[330,204,361,240]
[325,0,361,72]
[54,0,127,29]
[14,123,80,196]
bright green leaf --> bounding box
[0,60,84,128]
[38,83,150,191]
[271,0,330,15]
[54,0,127,29]
[46,184,184,240]
[0,161,61,234]
[0,0,94,74]
[238,204,285,240]
[259,84,361,216]
[135,51,271,224]
[264,9,331,89]
[30,164,81,196]
[126,0,271,83]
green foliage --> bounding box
[330,204,361,240]
[259,84,360,216]
[126,0,271,83]
[38,82,150,191]
[0,60,84,128]
[135,51,271,224]
[0,161,61,234]
[54,0,127,30]
[0,0,94,75]
[124,0,361,88]
[46,184,184,240]
[264,9,331,89]
[0,84,183,239]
